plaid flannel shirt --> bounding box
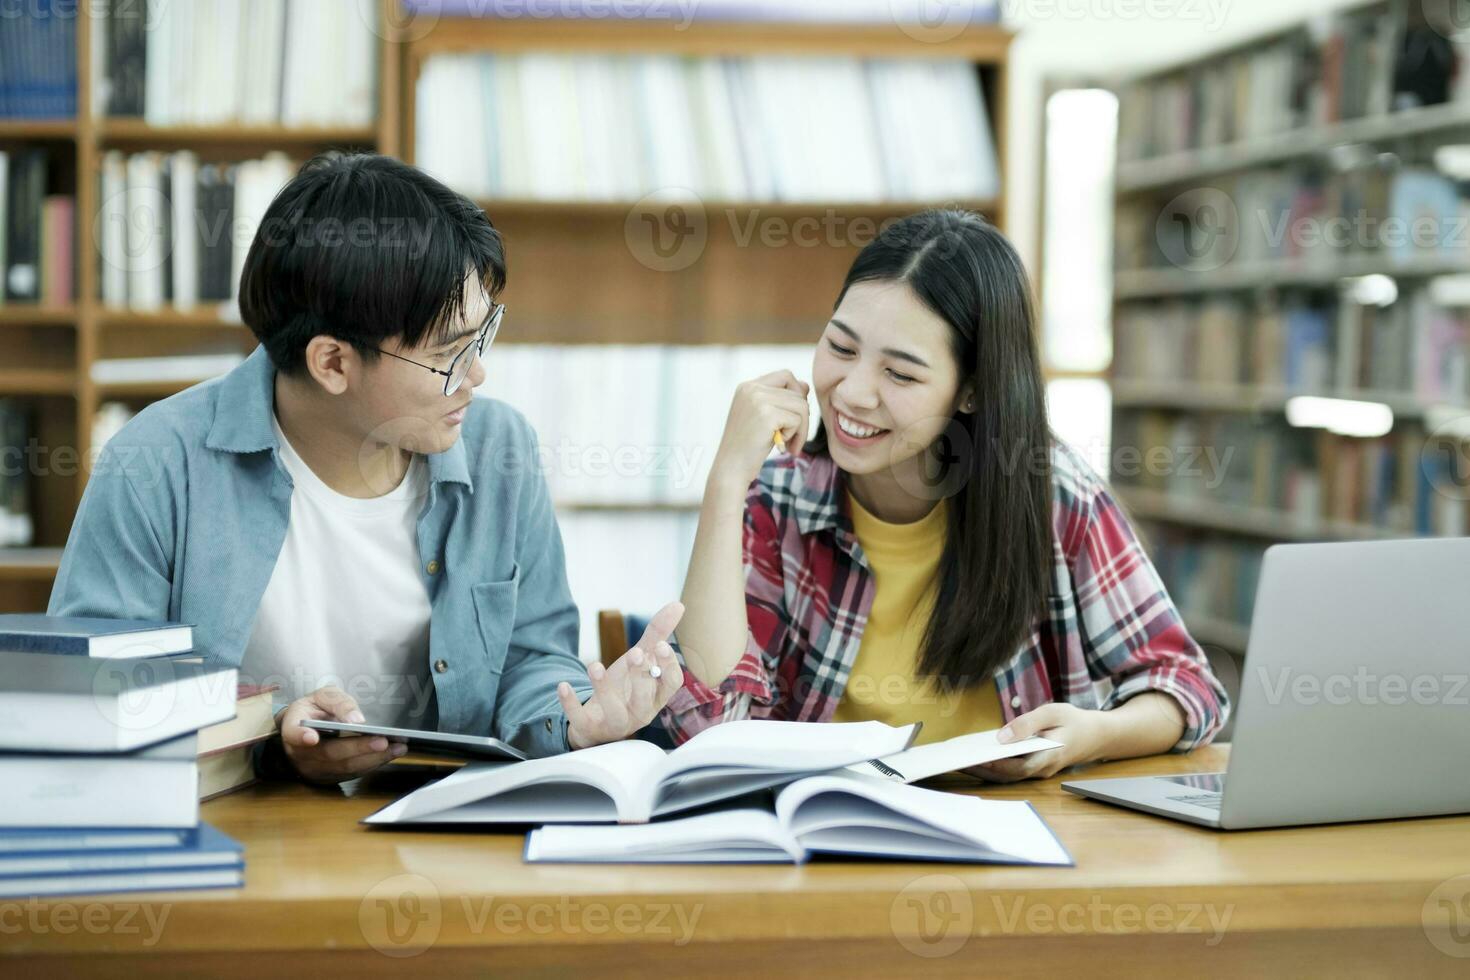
[655,442,1229,749]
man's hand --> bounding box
[558,601,685,750]
[277,686,406,783]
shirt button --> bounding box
[426,559,441,575]
[545,718,554,733]
[434,659,449,674]
[1010,696,1022,709]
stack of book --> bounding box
[0,615,250,899]
[1,148,76,307]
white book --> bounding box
[187,0,216,125]
[364,719,921,825]
[494,55,530,197]
[229,153,294,302]
[143,0,174,125]
[574,56,619,201]
[99,150,127,307]
[280,0,314,126]
[606,57,647,199]
[342,0,377,126]
[169,151,199,310]
[213,0,246,124]
[725,60,776,201]
[526,772,1072,866]
[125,152,165,312]
[1,734,200,829]
[847,728,1064,783]
[938,60,999,200]
[689,58,748,201]
[167,0,195,124]
[241,0,286,123]
[91,353,247,384]
[636,56,702,196]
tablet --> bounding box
[299,719,528,763]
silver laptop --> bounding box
[1063,536,1470,829]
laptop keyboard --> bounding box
[1167,793,1223,810]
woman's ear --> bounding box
[956,382,977,415]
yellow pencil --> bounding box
[773,429,786,453]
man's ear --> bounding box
[302,335,353,395]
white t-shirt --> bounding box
[240,413,436,728]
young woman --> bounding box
[656,209,1228,780]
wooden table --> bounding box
[4,746,1469,977]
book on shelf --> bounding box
[0,0,77,119]
[365,719,921,826]
[525,772,1071,866]
[0,822,244,899]
[1116,164,1468,276]
[0,614,194,659]
[101,149,293,312]
[2,149,74,306]
[0,400,33,548]
[90,353,248,385]
[1113,409,1470,537]
[1117,1,1412,163]
[1142,524,1265,638]
[415,0,1000,23]
[1114,283,1470,406]
[94,0,376,128]
[416,52,997,203]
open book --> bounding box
[525,772,1072,866]
[364,719,920,826]
[849,728,1064,783]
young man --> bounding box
[48,153,683,782]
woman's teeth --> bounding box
[837,413,886,439]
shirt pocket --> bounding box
[470,562,521,674]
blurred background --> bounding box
[3,0,1470,703]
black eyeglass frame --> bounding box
[374,303,504,397]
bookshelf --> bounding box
[1,4,1014,623]
[1108,0,1470,652]
[0,0,403,610]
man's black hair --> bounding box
[238,152,506,375]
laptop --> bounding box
[1062,536,1470,829]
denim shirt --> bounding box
[48,345,593,758]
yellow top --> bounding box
[831,491,1005,745]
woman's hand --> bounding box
[708,371,810,497]
[558,602,685,750]
[965,694,1189,782]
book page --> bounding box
[526,809,801,863]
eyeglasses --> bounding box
[375,303,504,397]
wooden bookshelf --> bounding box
[1107,0,1469,651]
[403,16,1013,345]
[0,0,403,596]
[1,4,1014,601]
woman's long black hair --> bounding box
[807,209,1053,688]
